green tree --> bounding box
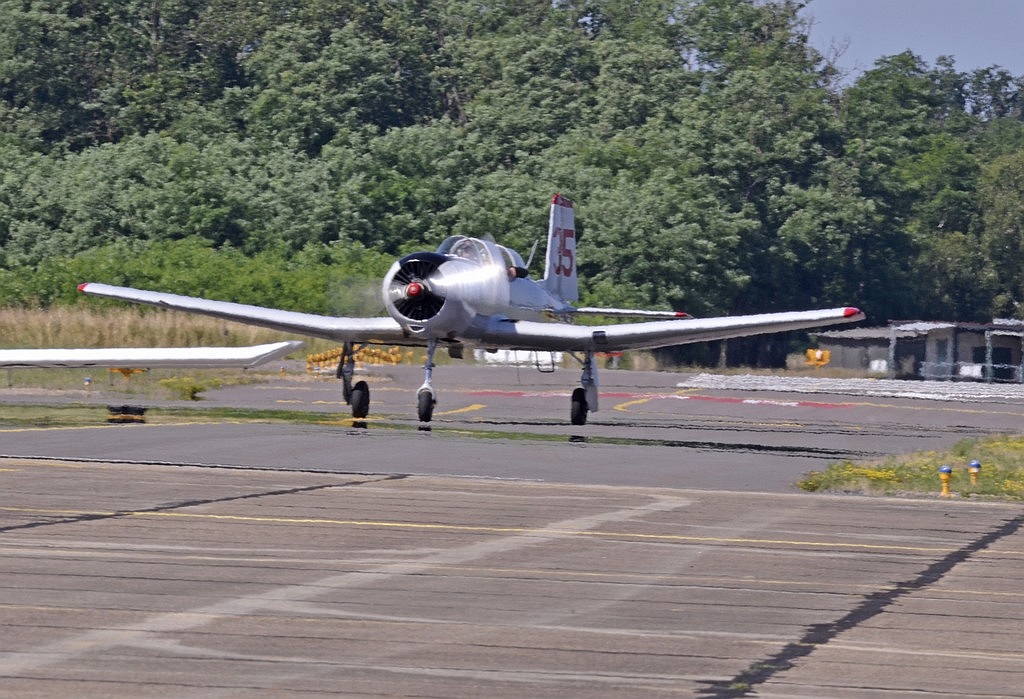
[325,123,482,253]
[979,151,1024,317]
[0,0,98,149]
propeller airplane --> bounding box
[79,194,864,425]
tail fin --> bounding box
[542,193,578,303]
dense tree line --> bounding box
[2,0,1024,364]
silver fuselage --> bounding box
[382,236,573,340]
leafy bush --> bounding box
[159,376,221,401]
[0,237,393,315]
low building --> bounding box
[816,319,1024,382]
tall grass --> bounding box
[0,307,303,348]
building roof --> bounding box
[819,319,1024,341]
[817,322,952,340]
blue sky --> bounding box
[799,0,1024,79]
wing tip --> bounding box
[77,282,89,292]
[844,307,864,318]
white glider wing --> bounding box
[78,283,410,344]
[0,340,304,369]
[476,307,866,352]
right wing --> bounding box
[570,307,693,320]
[0,340,304,369]
[475,307,865,352]
[78,283,411,344]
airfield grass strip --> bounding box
[798,433,1024,500]
[0,404,333,428]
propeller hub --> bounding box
[387,251,448,323]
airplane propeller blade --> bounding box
[388,255,446,321]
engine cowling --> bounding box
[382,252,474,337]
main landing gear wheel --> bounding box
[417,389,435,423]
[570,387,588,426]
[350,380,370,419]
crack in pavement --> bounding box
[698,512,1024,698]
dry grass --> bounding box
[0,307,328,350]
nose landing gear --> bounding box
[417,339,438,423]
[417,388,436,422]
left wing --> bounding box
[0,341,303,369]
[78,283,410,344]
[474,307,865,352]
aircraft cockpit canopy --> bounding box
[497,245,527,271]
[437,236,492,265]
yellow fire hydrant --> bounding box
[968,459,981,486]
[938,464,953,497]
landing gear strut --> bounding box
[570,351,598,426]
[417,339,437,423]
[337,342,370,419]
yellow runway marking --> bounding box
[2,506,102,515]
[436,403,486,416]
[0,420,266,435]
[614,388,697,412]
[613,398,652,412]
[137,511,959,552]
[276,399,347,405]
[0,424,126,434]
[1,504,975,555]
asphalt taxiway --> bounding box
[4,364,1024,490]
[2,365,1024,696]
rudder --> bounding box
[542,193,578,303]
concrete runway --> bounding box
[2,365,1024,696]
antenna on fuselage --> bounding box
[525,239,540,272]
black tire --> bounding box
[570,387,588,425]
[350,380,370,419]
[417,389,435,422]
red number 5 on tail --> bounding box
[543,194,579,302]
[554,227,575,277]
